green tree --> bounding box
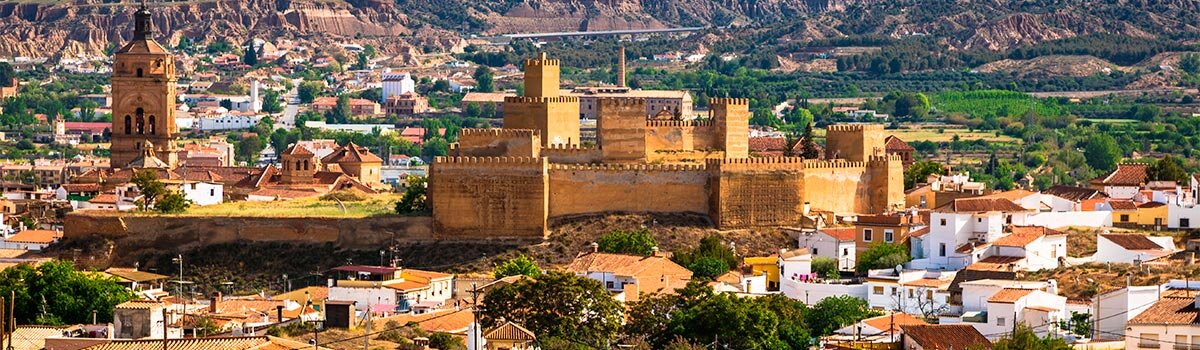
[805,295,879,336]
[798,121,820,159]
[481,271,623,348]
[155,190,192,214]
[904,160,946,189]
[811,257,840,279]
[235,135,265,165]
[297,81,324,104]
[596,229,658,256]
[130,170,166,211]
[856,243,910,273]
[493,255,541,279]
[0,260,135,324]
[422,137,450,157]
[324,95,352,124]
[395,177,429,215]
[687,257,729,280]
[243,40,259,66]
[1083,134,1121,172]
[428,332,466,350]
[1181,53,1200,75]
[991,324,1072,350]
[473,66,495,93]
[672,235,737,279]
[261,89,283,114]
[1148,155,1187,182]
[0,62,14,86]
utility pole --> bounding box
[0,297,6,350]
[470,282,479,350]
[162,308,168,350]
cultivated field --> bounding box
[181,193,403,218]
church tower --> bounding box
[110,1,178,169]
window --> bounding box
[135,108,145,135]
[873,286,884,295]
[209,189,215,196]
[842,248,849,256]
[148,115,156,135]
[926,290,934,300]
[1138,333,1158,348]
[813,248,819,255]
[1120,214,1129,222]
[606,281,614,289]
[940,218,947,226]
[136,68,143,77]
[1182,218,1191,228]
[864,229,873,241]
[907,289,913,298]
[996,317,1005,326]
[124,115,132,135]
[884,230,894,242]
[977,218,982,223]
[920,196,927,208]
[1176,335,1187,348]
[939,243,947,257]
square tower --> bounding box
[110,3,178,169]
[523,52,559,98]
[710,98,750,159]
[825,124,885,162]
[504,53,580,146]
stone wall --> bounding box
[455,128,540,158]
[429,156,549,239]
[711,98,750,159]
[542,143,602,164]
[597,98,647,162]
[825,123,885,162]
[801,159,870,214]
[708,158,807,228]
[63,213,434,249]
[503,96,581,147]
[548,163,709,217]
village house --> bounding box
[566,246,693,302]
[311,96,382,118]
[830,312,927,343]
[910,197,1032,271]
[865,268,955,316]
[798,227,857,271]
[0,229,62,250]
[855,210,926,255]
[900,324,993,350]
[1124,287,1200,350]
[1090,163,1148,200]
[325,264,454,314]
[942,279,1067,340]
[905,172,986,209]
[1096,233,1178,263]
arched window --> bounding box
[303,160,309,171]
[135,108,145,135]
[148,116,156,135]
[123,115,132,135]
[294,160,301,171]
[136,68,143,77]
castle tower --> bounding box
[110,2,178,169]
[617,46,626,88]
[710,98,749,159]
[279,144,317,185]
[597,98,646,161]
[825,124,885,162]
[504,53,580,146]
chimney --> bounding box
[276,305,284,322]
[1189,252,1196,265]
[650,246,659,257]
[617,46,627,88]
[803,202,811,216]
[591,242,599,253]
[209,292,222,313]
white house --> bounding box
[1089,163,1147,200]
[170,181,223,206]
[865,269,955,317]
[382,72,416,102]
[943,280,1067,340]
[0,229,61,250]
[326,265,454,313]
[1167,203,1200,229]
[982,226,1068,271]
[834,312,927,343]
[1125,288,1200,350]
[778,248,813,284]
[196,114,260,132]
[1096,233,1178,263]
[799,227,857,271]
[910,198,1032,271]
[1094,285,1163,341]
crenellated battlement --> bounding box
[525,58,560,67]
[867,154,904,165]
[646,119,714,128]
[505,96,580,104]
[549,162,707,172]
[433,156,547,170]
[459,128,541,139]
[706,157,807,172]
[544,143,597,151]
[802,159,869,169]
[708,97,750,106]
[826,123,885,132]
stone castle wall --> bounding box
[429,156,549,239]
[542,143,602,164]
[548,163,709,217]
[708,158,807,228]
[455,128,540,158]
[63,213,435,249]
[825,123,885,162]
[503,96,581,146]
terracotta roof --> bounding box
[374,308,475,334]
[104,268,168,283]
[964,256,1024,272]
[862,313,927,334]
[909,226,930,238]
[988,288,1036,303]
[321,143,383,164]
[748,137,787,153]
[1139,201,1166,208]
[281,144,314,157]
[61,183,101,192]
[981,189,1038,202]
[885,135,914,152]
[1025,306,1059,312]
[993,226,1060,247]
[273,286,329,303]
[937,198,1029,213]
[901,324,992,350]
[1090,163,1148,186]
[1101,234,1167,251]
[1128,296,1200,325]
[780,247,811,259]
[484,321,537,341]
[5,230,62,244]
[1108,200,1138,211]
[902,278,953,289]
[1042,185,1105,201]
[89,193,118,204]
[956,242,990,254]
[11,325,68,350]
[819,227,857,241]
[566,252,692,295]
[115,300,165,310]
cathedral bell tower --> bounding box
[110,1,178,169]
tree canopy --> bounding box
[493,255,541,279]
[671,235,737,280]
[856,243,911,273]
[1083,134,1121,172]
[481,271,623,348]
[597,229,658,256]
[0,260,135,325]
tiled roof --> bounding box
[1139,201,1166,208]
[1101,234,1167,251]
[1108,200,1138,211]
[1042,185,1105,201]
[862,312,927,334]
[964,256,1024,272]
[1090,163,1148,186]
[80,336,323,350]
[5,230,62,244]
[11,325,68,350]
[937,198,1029,213]
[89,193,118,204]
[1128,296,1200,325]
[375,308,475,334]
[321,143,383,164]
[988,288,1035,303]
[956,242,990,254]
[981,189,1038,202]
[104,268,168,283]
[484,321,537,341]
[566,252,692,295]
[780,247,811,259]
[748,137,787,153]
[992,226,1060,247]
[901,324,992,350]
[281,144,314,157]
[273,286,329,303]
[885,135,914,151]
[909,226,930,238]
[61,183,101,192]
[819,227,857,241]
[902,278,953,289]
[115,300,165,310]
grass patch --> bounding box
[887,128,1019,143]
[180,194,403,218]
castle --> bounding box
[430,54,904,239]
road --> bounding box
[276,78,301,130]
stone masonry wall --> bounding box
[430,156,549,239]
[708,158,807,228]
[548,163,709,217]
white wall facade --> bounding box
[1095,286,1161,341]
[780,280,868,304]
[1126,324,1200,350]
[328,286,396,311]
[1025,211,1112,228]
[197,115,259,132]
[179,182,223,206]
